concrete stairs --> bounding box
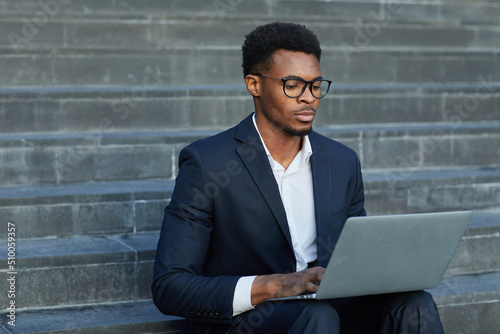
[1,0,500,332]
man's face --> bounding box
[257,49,322,137]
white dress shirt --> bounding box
[232,114,317,316]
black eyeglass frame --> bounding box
[255,74,332,99]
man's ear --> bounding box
[245,74,261,97]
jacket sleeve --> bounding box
[151,145,240,324]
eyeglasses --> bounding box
[256,74,332,99]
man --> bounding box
[152,22,445,333]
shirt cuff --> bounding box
[232,275,257,316]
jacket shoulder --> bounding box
[182,125,239,157]
[181,114,255,160]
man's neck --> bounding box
[257,124,303,170]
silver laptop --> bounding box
[269,211,472,301]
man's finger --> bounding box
[304,281,320,293]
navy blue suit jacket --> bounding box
[152,113,366,330]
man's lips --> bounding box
[295,111,315,122]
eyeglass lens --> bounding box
[284,79,330,98]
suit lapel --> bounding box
[309,134,332,267]
[235,115,293,250]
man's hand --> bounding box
[250,266,325,306]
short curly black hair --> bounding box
[241,22,322,78]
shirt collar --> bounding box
[252,113,313,170]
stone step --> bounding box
[0,180,173,239]
[1,48,499,86]
[1,84,499,134]
[447,210,500,276]
[0,167,499,240]
[429,270,500,334]
[0,299,183,334]
[363,166,500,215]
[0,273,497,334]
[0,232,160,309]
[2,16,500,52]
[0,227,498,332]
[0,211,498,308]
[1,122,499,186]
[0,0,499,25]
[0,270,499,333]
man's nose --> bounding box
[299,84,316,103]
